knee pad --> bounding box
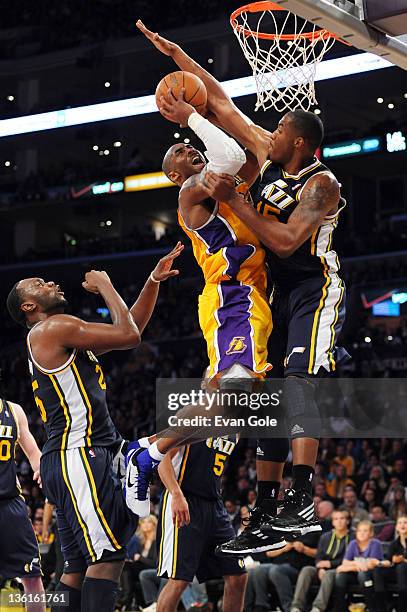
[284,375,321,440]
[256,437,289,463]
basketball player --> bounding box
[6,243,183,612]
[156,436,247,612]
[0,397,45,612]
[137,21,348,553]
[125,89,288,539]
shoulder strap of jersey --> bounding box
[260,159,272,179]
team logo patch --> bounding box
[89,448,96,458]
[226,337,247,355]
[238,558,246,569]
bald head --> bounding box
[317,500,334,520]
[162,144,178,181]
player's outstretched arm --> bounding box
[136,20,270,166]
[10,402,42,482]
[158,448,190,527]
[204,171,340,258]
[129,242,184,334]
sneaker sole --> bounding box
[216,539,287,556]
[267,523,322,535]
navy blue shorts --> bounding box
[40,447,138,573]
[0,496,41,579]
[157,493,245,583]
[268,276,348,377]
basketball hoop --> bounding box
[230,1,347,113]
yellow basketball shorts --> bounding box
[198,282,272,379]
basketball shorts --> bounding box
[268,274,349,377]
[157,493,245,583]
[199,281,272,379]
[0,496,42,579]
[40,446,138,572]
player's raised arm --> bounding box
[129,242,184,334]
[204,170,341,258]
[10,402,42,483]
[136,19,270,165]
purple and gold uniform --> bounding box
[178,180,272,379]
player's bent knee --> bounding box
[284,375,321,440]
[165,578,189,593]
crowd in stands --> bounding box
[1,269,407,609]
[1,0,231,59]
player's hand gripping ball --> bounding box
[155,70,207,122]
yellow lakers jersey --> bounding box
[178,181,267,290]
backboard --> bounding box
[272,0,407,69]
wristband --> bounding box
[187,111,204,131]
[149,272,160,283]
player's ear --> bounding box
[294,136,305,149]
[21,300,36,314]
[168,170,180,183]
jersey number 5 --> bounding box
[213,453,226,476]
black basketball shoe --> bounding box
[215,506,287,556]
[261,489,322,536]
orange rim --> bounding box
[230,1,346,43]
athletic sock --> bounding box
[81,577,118,612]
[256,480,280,516]
[148,441,166,462]
[292,464,315,495]
[51,582,81,612]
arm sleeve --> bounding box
[188,112,246,175]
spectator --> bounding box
[370,505,394,542]
[290,509,352,612]
[224,499,240,532]
[387,485,407,520]
[118,515,158,610]
[325,463,356,499]
[249,533,319,612]
[373,514,407,612]
[340,489,369,527]
[361,487,379,513]
[392,459,407,486]
[332,521,383,612]
[334,444,355,476]
[316,500,334,532]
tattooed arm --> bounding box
[204,171,340,258]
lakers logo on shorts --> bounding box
[226,336,247,355]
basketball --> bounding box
[155,70,207,121]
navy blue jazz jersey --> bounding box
[0,398,42,579]
[255,158,348,376]
[27,327,121,455]
[157,437,245,582]
[26,326,136,570]
[256,157,346,288]
[0,399,20,500]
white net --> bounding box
[231,3,337,113]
